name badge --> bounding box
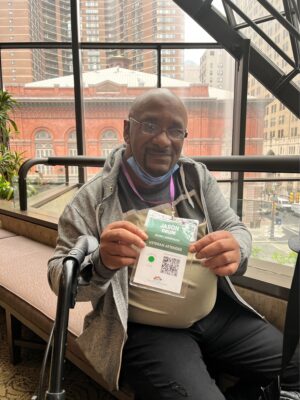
[130,210,198,296]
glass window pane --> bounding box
[0,0,72,43]
[230,1,294,74]
[247,75,300,157]
[165,48,235,157]
[81,48,158,75]
[3,49,76,197]
[2,48,73,84]
[81,48,157,174]
[292,74,300,90]
[242,179,300,270]
[79,0,215,43]
[240,25,293,72]
[231,0,284,25]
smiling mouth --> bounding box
[147,151,171,158]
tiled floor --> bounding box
[0,308,115,400]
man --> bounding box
[48,88,299,400]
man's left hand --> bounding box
[189,230,241,276]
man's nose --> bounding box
[152,129,171,145]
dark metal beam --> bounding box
[0,50,3,90]
[256,0,300,40]
[230,40,250,217]
[0,42,72,49]
[235,12,285,30]
[18,155,300,211]
[70,0,86,184]
[222,0,236,27]
[283,0,300,68]
[0,42,223,50]
[232,40,250,156]
[223,0,296,68]
[157,46,162,88]
[173,0,300,117]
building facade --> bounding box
[1,0,185,85]
[0,0,71,84]
[199,49,235,91]
[8,67,267,169]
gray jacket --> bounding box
[48,145,254,390]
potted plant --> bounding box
[0,89,23,200]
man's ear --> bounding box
[123,119,130,144]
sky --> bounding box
[184,16,216,64]
[183,0,223,64]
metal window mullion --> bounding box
[291,0,300,22]
[230,39,250,219]
[70,0,86,185]
[223,0,296,68]
[0,42,72,49]
[157,45,161,88]
[0,42,224,50]
[256,0,300,40]
[235,13,284,30]
[222,0,236,27]
[0,49,3,146]
[273,68,299,92]
[0,50,3,90]
[283,0,300,67]
[79,42,223,50]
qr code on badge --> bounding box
[160,255,180,277]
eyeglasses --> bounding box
[129,117,187,141]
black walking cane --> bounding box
[32,235,98,400]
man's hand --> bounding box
[100,221,148,270]
[189,231,241,276]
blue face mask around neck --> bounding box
[126,156,179,186]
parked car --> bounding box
[259,200,272,215]
[291,203,300,216]
[276,196,292,211]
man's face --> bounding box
[124,92,187,177]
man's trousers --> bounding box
[121,290,300,400]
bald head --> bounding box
[129,88,188,125]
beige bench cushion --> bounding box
[0,235,92,337]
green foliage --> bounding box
[251,246,262,258]
[0,175,14,200]
[0,145,24,200]
[27,183,37,197]
[0,90,19,146]
[0,144,23,183]
[271,250,297,266]
[0,90,24,201]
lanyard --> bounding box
[121,161,175,207]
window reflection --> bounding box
[67,131,78,178]
[35,131,54,176]
[100,130,119,157]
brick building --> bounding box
[8,67,268,177]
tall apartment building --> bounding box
[0,0,185,85]
[0,0,71,84]
[80,0,185,79]
[199,49,234,90]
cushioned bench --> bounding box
[0,228,133,400]
[0,219,289,399]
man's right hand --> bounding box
[99,221,148,270]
